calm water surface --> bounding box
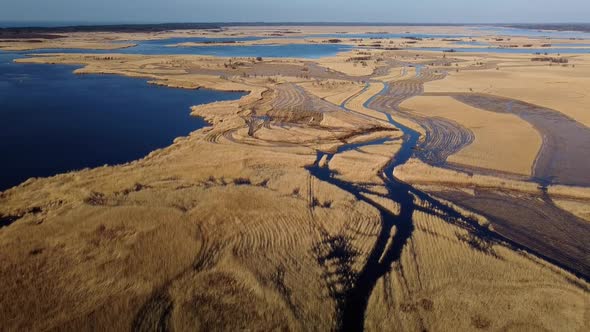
[25,37,352,59]
[471,26,590,39]
[410,47,590,54]
[0,52,245,190]
[311,33,469,39]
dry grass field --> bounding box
[424,54,590,127]
[299,79,365,106]
[1,28,590,331]
[366,200,588,332]
[344,82,391,122]
[400,96,541,175]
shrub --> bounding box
[84,192,107,206]
[531,57,568,63]
[233,178,251,185]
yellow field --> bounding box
[394,158,540,193]
[299,80,365,105]
[425,55,590,127]
[315,52,378,76]
[329,140,402,184]
[401,96,542,176]
[366,200,588,331]
[344,82,390,122]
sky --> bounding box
[1,0,589,24]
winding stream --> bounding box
[307,77,435,331]
[307,67,587,331]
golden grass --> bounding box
[549,185,590,200]
[0,137,385,330]
[551,199,590,222]
[0,40,135,51]
[344,82,390,122]
[360,192,401,216]
[2,49,398,329]
[315,52,378,76]
[329,140,402,184]
[548,185,590,222]
[424,56,590,127]
[372,67,406,81]
[394,158,540,193]
[401,96,542,176]
[298,80,365,106]
[365,198,589,331]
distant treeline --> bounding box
[0,22,484,33]
[0,22,474,39]
[6,22,589,37]
[0,31,64,39]
[0,23,222,34]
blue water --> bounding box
[0,52,245,190]
[161,43,352,59]
[471,26,590,39]
[410,47,590,54]
[139,36,263,44]
[311,33,469,40]
[551,43,590,47]
[117,36,263,54]
[15,37,352,59]
[15,30,590,58]
[453,40,489,46]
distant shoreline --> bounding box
[503,23,590,33]
[1,22,589,34]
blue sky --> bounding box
[1,0,589,24]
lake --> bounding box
[410,47,590,54]
[0,52,245,190]
[24,37,352,59]
[471,26,590,39]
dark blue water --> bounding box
[308,77,439,330]
[0,52,245,191]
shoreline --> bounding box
[1,53,252,192]
[1,24,588,52]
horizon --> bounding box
[2,21,590,29]
[2,0,590,25]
